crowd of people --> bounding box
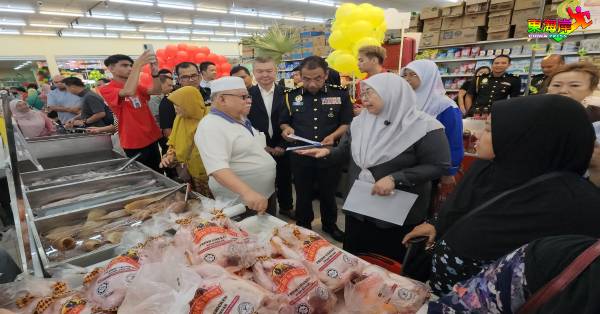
[2,45,600,312]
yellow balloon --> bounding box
[328,30,351,51]
[348,6,367,22]
[354,68,367,79]
[375,22,387,42]
[331,20,347,32]
[352,37,381,56]
[349,20,376,42]
[333,53,356,74]
[367,7,385,27]
[335,3,357,24]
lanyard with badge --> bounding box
[128,96,142,109]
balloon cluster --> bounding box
[139,43,232,88]
[326,3,386,79]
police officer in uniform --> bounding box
[528,54,565,95]
[466,54,521,116]
[280,56,352,241]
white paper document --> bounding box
[286,144,321,151]
[343,180,419,226]
[288,134,323,146]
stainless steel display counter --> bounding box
[24,133,113,160]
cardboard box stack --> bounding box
[409,13,423,32]
[512,0,543,38]
[419,6,442,47]
[298,25,330,58]
[420,2,487,47]
[242,47,254,59]
[487,0,514,40]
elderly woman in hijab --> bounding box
[402,94,600,296]
[159,86,211,196]
[9,99,55,138]
[297,73,451,261]
[402,60,464,183]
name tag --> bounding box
[321,97,341,105]
[128,96,142,109]
[292,101,303,106]
[501,82,512,87]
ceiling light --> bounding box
[145,35,168,40]
[166,28,190,34]
[236,31,251,37]
[196,6,227,14]
[220,22,243,28]
[191,36,210,41]
[290,0,308,2]
[91,32,118,38]
[39,10,83,17]
[244,24,266,30]
[194,19,220,26]
[0,29,19,35]
[259,12,282,19]
[0,6,35,14]
[86,13,125,20]
[214,31,235,36]
[120,34,144,39]
[73,25,105,30]
[210,37,228,42]
[305,17,326,23]
[168,35,189,40]
[230,9,257,17]
[228,38,240,42]
[111,0,154,6]
[309,0,335,6]
[0,19,26,26]
[23,31,56,36]
[193,29,213,35]
[62,32,91,37]
[139,28,165,33]
[106,25,137,31]
[30,23,67,28]
[283,16,304,21]
[129,16,162,23]
[164,19,192,25]
[157,2,195,10]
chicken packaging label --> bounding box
[192,225,245,245]
[302,238,330,262]
[188,286,224,314]
[271,264,308,294]
[187,284,261,314]
[60,295,89,314]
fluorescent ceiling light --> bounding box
[305,17,326,23]
[139,28,165,33]
[40,10,83,17]
[210,37,228,42]
[145,35,169,40]
[230,9,257,17]
[193,29,213,35]
[290,0,308,2]
[121,34,144,39]
[0,19,26,26]
[168,35,189,40]
[309,0,335,6]
[23,31,56,36]
[106,25,136,31]
[166,28,190,34]
[129,16,162,23]
[196,6,227,14]
[244,24,265,30]
[157,2,195,10]
[86,13,125,20]
[220,22,243,28]
[73,25,105,30]
[62,32,91,37]
[0,29,19,35]
[214,31,234,36]
[30,23,67,28]
[164,19,192,25]
[228,38,240,42]
[111,0,154,6]
[0,6,35,14]
[194,19,220,26]
[283,16,304,21]
[259,12,282,19]
[191,36,210,41]
[91,33,118,38]
[236,32,251,37]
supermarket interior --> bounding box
[1,0,600,313]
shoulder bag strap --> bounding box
[517,239,600,314]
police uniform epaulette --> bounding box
[327,84,347,90]
[284,86,301,93]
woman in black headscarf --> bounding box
[427,235,600,313]
[403,94,600,295]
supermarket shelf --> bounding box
[418,30,600,50]
[441,72,542,77]
[428,51,590,63]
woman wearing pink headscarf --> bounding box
[9,99,55,138]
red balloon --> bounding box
[177,43,188,51]
[216,55,227,64]
[139,72,153,89]
[194,52,207,63]
[220,63,232,73]
[187,45,199,55]
[176,50,188,59]
[165,44,178,58]
[198,46,210,55]
[155,48,166,59]
[206,53,218,63]
[157,57,165,66]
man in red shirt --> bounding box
[354,46,387,116]
[99,51,163,171]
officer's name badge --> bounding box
[322,97,341,105]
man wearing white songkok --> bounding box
[195,76,276,212]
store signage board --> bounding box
[527,1,594,42]
[385,8,411,30]
[343,180,418,226]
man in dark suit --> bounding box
[248,56,294,217]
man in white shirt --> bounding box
[195,76,276,212]
[199,61,217,105]
[47,75,81,124]
[247,57,293,217]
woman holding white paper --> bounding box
[297,73,450,261]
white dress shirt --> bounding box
[258,83,275,137]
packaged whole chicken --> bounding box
[174,214,266,271]
[253,257,337,314]
[9,281,94,314]
[270,224,362,291]
[344,265,430,314]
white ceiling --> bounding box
[0,0,455,41]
